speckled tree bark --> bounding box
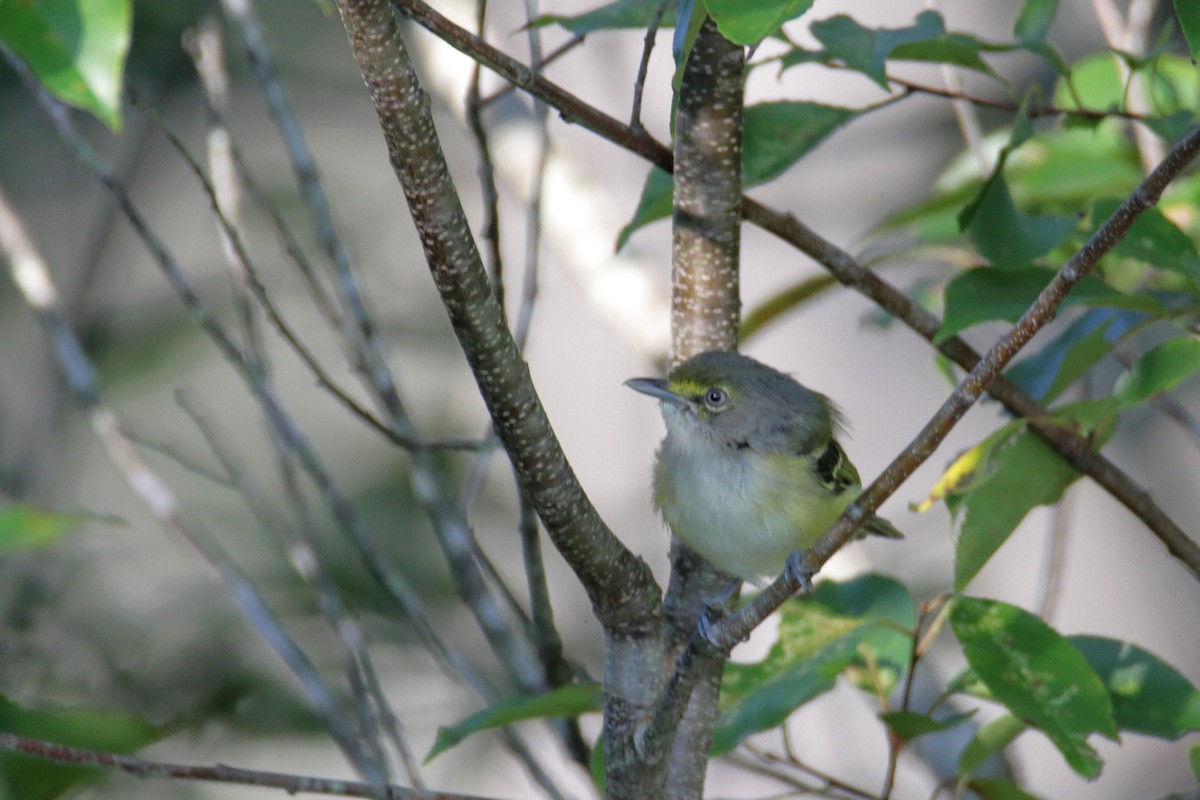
[663,18,745,800]
[331,1,668,797]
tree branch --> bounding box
[332,0,658,636]
[658,16,744,800]
[330,2,665,794]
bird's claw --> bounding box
[696,579,741,650]
[785,551,816,595]
[696,606,722,649]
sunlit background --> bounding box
[1,0,1198,798]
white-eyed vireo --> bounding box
[626,349,902,585]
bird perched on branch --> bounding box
[626,350,902,585]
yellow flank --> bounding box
[654,445,856,584]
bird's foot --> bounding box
[697,579,741,648]
[784,551,817,595]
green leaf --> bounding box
[714,577,913,755]
[1092,199,1200,285]
[1014,0,1057,42]
[0,0,130,130]
[742,102,857,187]
[1144,110,1200,140]
[1007,125,1142,209]
[0,695,160,800]
[951,597,1118,779]
[1191,744,1200,782]
[969,777,1046,800]
[426,683,602,762]
[1069,636,1200,740]
[616,167,673,250]
[1114,338,1200,408]
[1174,0,1200,61]
[915,421,1025,515]
[714,605,865,754]
[807,11,939,88]
[1054,54,1125,113]
[808,574,916,694]
[533,0,678,33]
[807,11,1002,89]
[0,505,115,557]
[951,405,1115,589]
[809,573,916,628]
[590,734,606,794]
[1054,53,1200,119]
[880,710,974,742]
[960,175,1076,269]
[1006,309,1143,404]
[936,267,1162,343]
[706,0,814,45]
[958,713,1027,777]
[889,32,1005,76]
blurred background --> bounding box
[0,0,1197,797]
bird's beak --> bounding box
[624,377,685,405]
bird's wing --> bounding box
[812,439,906,540]
[811,438,860,496]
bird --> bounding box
[626,349,902,585]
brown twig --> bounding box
[630,0,671,132]
[466,0,504,306]
[888,74,1155,123]
[0,731,493,800]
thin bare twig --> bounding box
[923,0,988,175]
[514,0,588,766]
[0,731,494,800]
[183,36,390,758]
[184,16,265,362]
[1090,0,1165,171]
[630,0,671,133]
[887,74,1153,123]
[466,0,504,305]
[744,742,881,800]
[220,0,407,422]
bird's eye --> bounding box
[704,387,729,408]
